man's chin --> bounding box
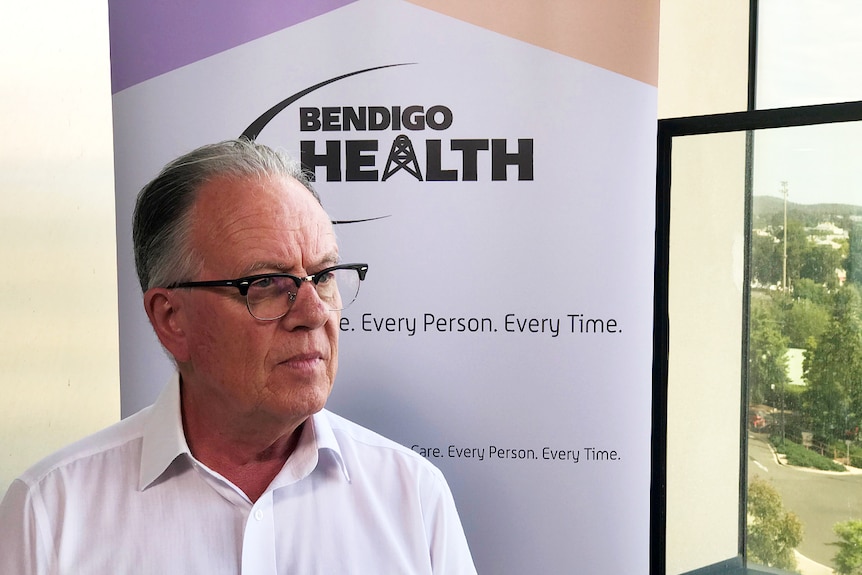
[282,379,332,415]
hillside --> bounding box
[754,195,862,217]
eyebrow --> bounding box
[242,252,340,276]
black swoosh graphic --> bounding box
[330,215,391,225]
[239,63,415,141]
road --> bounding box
[748,434,862,568]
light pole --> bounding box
[781,180,788,293]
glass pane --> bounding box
[665,131,748,575]
[758,0,862,109]
[747,120,862,574]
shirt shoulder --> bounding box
[315,411,477,574]
[318,409,447,481]
[15,406,151,488]
[320,409,425,455]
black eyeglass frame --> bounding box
[167,263,369,317]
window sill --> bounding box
[682,558,796,575]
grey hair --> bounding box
[132,139,319,291]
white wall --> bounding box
[657,1,751,572]
[658,1,749,118]
[0,2,119,497]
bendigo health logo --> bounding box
[240,64,534,183]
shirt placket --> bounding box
[241,490,278,574]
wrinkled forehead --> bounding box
[194,173,327,222]
[190,174,337,263]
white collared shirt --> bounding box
[0,374,477,574]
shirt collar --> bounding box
[265,410,351,488]
[139,372,190,490]
[309,410,351,482]
[138,373,350,490]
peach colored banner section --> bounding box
[404,0,659,86]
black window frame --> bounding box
[651,99,862,575]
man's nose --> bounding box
[282,281,330,328]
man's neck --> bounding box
[179,379,306,502]
[191,423,303,502]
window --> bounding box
[653,103,862,575]
[655,1,862,572]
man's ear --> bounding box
[143,288,191,362]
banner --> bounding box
[110,1,658,571]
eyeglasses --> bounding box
[168,263,368,320]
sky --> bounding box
[753,0,862,206]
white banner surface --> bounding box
[110,1,657,571]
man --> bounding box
[0,139,477,573]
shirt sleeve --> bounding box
[0,478,49,575]
[424,474,478,575]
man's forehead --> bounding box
[193,174,326,223]
[190,173,334,258]
[198,172,311,202]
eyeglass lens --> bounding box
[245,268,361,320]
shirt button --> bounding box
[254,509,264,521]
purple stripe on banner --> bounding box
[108,0,357,93]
